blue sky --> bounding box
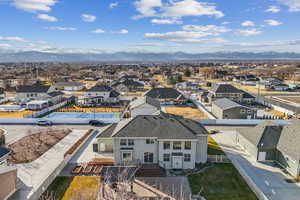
[0,0,300,53]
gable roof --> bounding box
[130,96,161,110]
[213,98,248,110]
[145,88,184,100]
[210,84,242,94]
[277,121,300,161]
[16,84,50,93]
[112,79,144,87]
[48,91,64,97]
[238,121,282,149]
[97,114,207,139]
[87,85,113,92]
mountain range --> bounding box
[0,51,300,62]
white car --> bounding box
[36,120,53,126]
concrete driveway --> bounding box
[212,131,300,200]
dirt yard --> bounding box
[277,97,300,104]
[8,128,71,164]
[165,106,208,119]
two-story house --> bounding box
[15,83,63,105]
[201,84,255,104]
[94,114,208,169]
[82,85,120,106]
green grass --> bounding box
[207,146,225,155]
[44,176,74,200]
[188,164,257,200]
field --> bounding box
[8,128,71,163]
[233,83,285,95]
[0,110,36,118]
[188,164,257,200]
[165,106,208,119]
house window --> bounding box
[184,154,191,162]
[163,141,170,150]
[144,152,154,163]
[240,109,246,114]
[173,141,182,150]
[128,139,134,146]
[122,152,132,162]
[120,139,127,146]
[184,141,191,150]
[163,154,170,162]
[146,139,155,144]
[247,110,252,114]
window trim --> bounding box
[163,153,170,162]
[173,141,182,150]
[184,154,191,162]
[163,141,171,150]
[184,141,192,150]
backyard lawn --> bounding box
[188,164,257,200]
[62,176,100,200]
[165,106,208,119]
[45,176,100,200]
[207,136,225,155]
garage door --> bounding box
[258,152,266,161]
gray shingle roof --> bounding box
[87,85,113,92]
[55,82,84,87]
[277,121,300,161]
[213,98,248,110]
[210,84,242,94]
[238,121,282,149]
[129,96,161,110]
[16,84,50,93]
[97,114,207,139]
[145,88,184,100]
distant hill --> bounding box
[0,51,299,62]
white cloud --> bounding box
[134,0,224,19]
[236,29,262,36]
[46,26,77,31]
[278,0,300,12]
[131,42,181,47]
[265,19,282,26]
[134,0,162,18]
[118,29,129,34]
[0,36,26,42]
[222,21,230,25]
[151,18,182,24]
[144,31,226,43]
[37,14,57,22]
[92,29,105,34]
[241,20,255,27]
[0,44,11,47]
[182,25,231,33]
[265,5,281,13]
[109,2,118,8]
[81,14,96,22]
[12,0,57,12]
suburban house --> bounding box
[272,83,289,91]
[15,83,64,105]
[81,85,120,106]
[94,114,208,169]
[124,96,161,118]
[0,147,17,200]
[112,79,144,93]
[201,84,256,104]
[236,121,300,178]
[0,89,6,104]
[55,81,85,91]
[144,88,186,105]
[212,98,257,119]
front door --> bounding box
[258,152,266,161]
[144,152,154,163]
[172,156,183,169]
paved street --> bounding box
[212,131,300,200]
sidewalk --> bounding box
[212,131,300,200]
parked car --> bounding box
[36,120,53,126]
[89,120,104,126]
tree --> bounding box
[184,69,191,77]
